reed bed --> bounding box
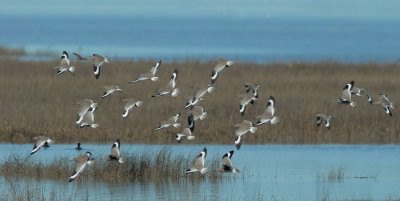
[0,57,400,144]
[0,147,225,183]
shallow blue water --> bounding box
[0,144,399,200]
[2,15,400,63]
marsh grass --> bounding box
[0,147,227,184]
[327,167,345,182]
[0,58,400,144]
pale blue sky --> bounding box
[0,0,399,20]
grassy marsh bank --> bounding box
[0,58,399,144]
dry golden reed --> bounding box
[0,57,399,144]
[0,147,222,183]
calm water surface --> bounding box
[0,144,399,200]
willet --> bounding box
[233,120,257,150]
[152,69,179,97]
[154,113,181,131]
[105,139,126,163]
[316,114,333,129]
[256,96,280,126]
[69,152,95,182]
[210,58,234,84]
[89,54,110,79]
[122,98,143,119]
[30,136,53,155]
[216,150,240,173]
[185,147,208,174]
[130,60,161,83]
[102,85,123,98]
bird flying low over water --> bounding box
[234,120,257,150]
[256,96,280,126]
[210,58,234,84]
[130,60,161,83]
[336,81,357,107]
[185,147,208,174]
[316,114,332,129]
[372,93,395,116]
[102,85,123,98]
[216,150,240,173]
[30,136,53,155]
[152,69,180,97]
[54,51,76,76]
[105,139,126,163]
[69,152,95,182]
[154,113,181,131]
[244,83,260,98]
[75,99,98,127]
[122,98,143,119]
[89,54,110,79]
[176,114,195,143]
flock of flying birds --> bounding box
[30,51,396,182]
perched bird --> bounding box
[75,143,82,151]
[88,54,110,79]
[336,81,357,107]
[104,139,126,163]
[176,114,195,143]
[185,147,208,174]
[154,113,181,131]
[73,52,87,61]
[122,98,143,119]
[239,93,258,116]
[316,114,332,129]
[234,120,257,150]
[102,85,123,98]
[30,136,53,155]
[130,60,161,83]
[54,51,76,76]
[189,105,207,121]
[216,150,240,173]
[79,109,99,128]
[372,93,395,116]
[152,69,180,97]
[69,152,95,182]
[244,83,260,98]
[75,99,98,127]
[256,96,280,126]
[210,58,234,84]
[185,84,214,108]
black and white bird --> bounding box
[239,93,257,116]
[351,86,372,104]
[75,99,98,127]
[130,60,161,83]
[372,93,395,116]
[216,150,240,173]
[102,85,123,98]
[185,84,214,108]
[185,147,208,174]
[316,114,332,129]
[69,152,95,182]
[234,120,257,150]
[122,98,143,119]
[89,54,110,79]
[54,51,76,75]
[175,114,195,143]
[152,69,179,97]
[336,81,357,107]
[105,139,126,163]
[189,105,207,121]
[244,83,260,98]
[79,108,99,128]
[210,58,234,84]
[256,96,280,126]
[154,113,181,131]
[30,136,53,155]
